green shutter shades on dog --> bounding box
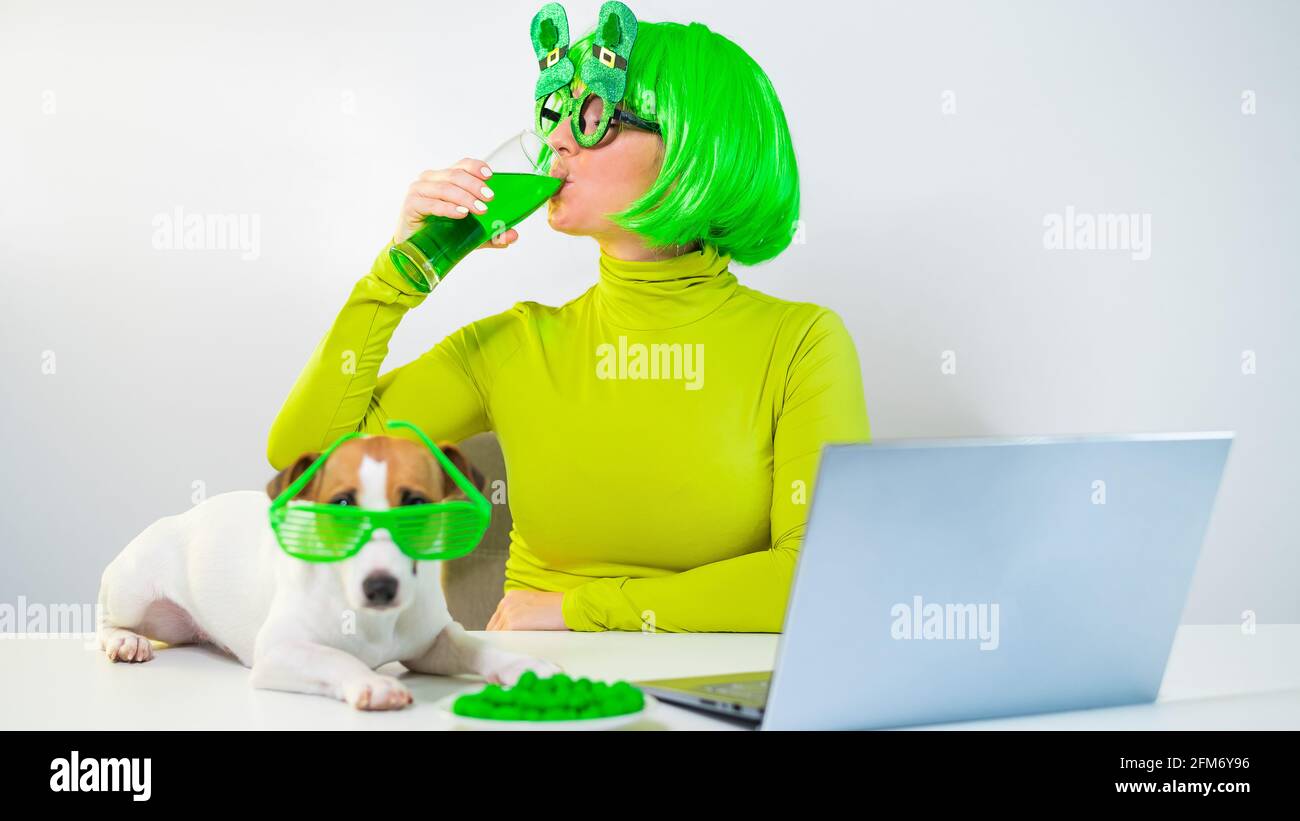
[268,419,491,562]
[454,671,646,721]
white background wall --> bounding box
[1,0,1296,623]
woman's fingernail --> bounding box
[480,166,492,178]
[481,186,494,199]
[473,199,487,212]
[455,205,469,214]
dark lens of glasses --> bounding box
[579,93,606,136]
[539,91,565,133]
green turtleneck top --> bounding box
[266,241,871,632]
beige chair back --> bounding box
[440,431,511,629]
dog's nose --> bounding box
[362,573,399,606]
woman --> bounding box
[266,15,871,633]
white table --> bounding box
[2,625,1297,730]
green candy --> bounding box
[451,672,646,721]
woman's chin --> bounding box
[546,198,607,237]
[545,205,579,235]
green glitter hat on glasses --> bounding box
[530,1,660,148]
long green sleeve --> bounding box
[266,244,492,468]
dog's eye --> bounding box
[401,490,429,506]
[330,492,356,506]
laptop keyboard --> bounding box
[699,679,769,700]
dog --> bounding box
[96,434,562,710]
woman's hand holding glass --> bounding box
[392,159,519,250]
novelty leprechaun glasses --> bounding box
[268,420,491,563]
[535,80,661,146]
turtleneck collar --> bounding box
[594,243,738,330]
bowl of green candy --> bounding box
[436,670,655,730]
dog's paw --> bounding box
[100,629,155,663]
[486,655,565,687]
[343,675,413,711]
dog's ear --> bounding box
[437,442,486,500]
[265,452,322,500]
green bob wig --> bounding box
[561,20,799,267]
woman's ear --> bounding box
[266,452,321,500]
[437,442,487,499]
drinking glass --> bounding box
[389,129,560,291]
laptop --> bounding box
[633,432,1234,730]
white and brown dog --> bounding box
[96,434,561,710]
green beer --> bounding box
[389,172,562,292]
